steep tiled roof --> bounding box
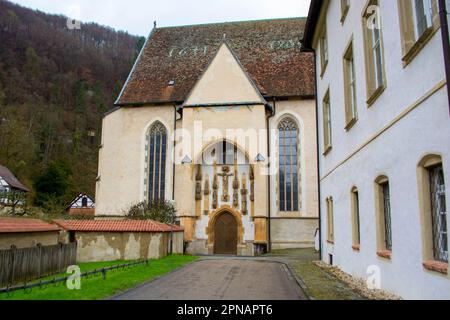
[0,217,60,233]
[54,219,184,233]
[0,165,30,192]
[116,18,315,105]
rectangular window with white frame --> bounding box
[362,0,386,105]
[343,40,357,129]
[397,0,439,64]
[319,28,329,76]
[375,176,393,258]
[382,182,393,251]
[414,0,434,39]
[327,197,334,243]
[351,187,361,250]
[322,90,332,155]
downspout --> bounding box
[313,49,323,262]
[169,104,177,255]
[172,104,177,202]
[302,45,322,261]
[438,0,450,115]
[266,99,276,253]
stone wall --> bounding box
[0,231,60,250]
[63,231,184,263]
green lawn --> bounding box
[0,255,198,300]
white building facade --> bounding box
[303,0,450,299]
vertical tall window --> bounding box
[398,0,438,64]
[343,41,357,128]
[278,118,299,212]
[322,90,332,154]
[376,176,392,256]
[147,121,167,202]
[351,187,361,249]
[382,182,392,251]
[327,197,334,243]
[362,0,386,104]
[371,26,383,89]
[414,0,433,37]
[429,164,448,262]
[319,28,329,75]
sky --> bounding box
[9,0,311,36]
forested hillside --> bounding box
[0,0,144,212]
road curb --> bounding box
[281,261,314,300]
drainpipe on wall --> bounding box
[266,99,276,253]
[312,50,323,262]
[438,0,450,115]
[172,104,178,202]
[302,44,323,261]
[169,104,178,255]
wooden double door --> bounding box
[214,212,238,255]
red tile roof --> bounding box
[0,217,60,233]
[116,18,315,105]
[54,219,184,233]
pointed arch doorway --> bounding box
[214,212,238,255]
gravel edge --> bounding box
[313,261,402,300]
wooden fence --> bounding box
[0,243,77,288]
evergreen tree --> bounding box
[34,160,72,206]
[73,79,88,114]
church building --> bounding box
[95,18,318,256]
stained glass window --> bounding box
[278,118,299,212]
[147,122,167,202]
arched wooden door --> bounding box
[214,212,238,255]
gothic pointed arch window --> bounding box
[278,117,300,212]
[146,121,167,202]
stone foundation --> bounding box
[270,218,318,250]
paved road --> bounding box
[113,259,305,300]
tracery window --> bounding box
[278,118,299,212]
[147,122,167,202]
